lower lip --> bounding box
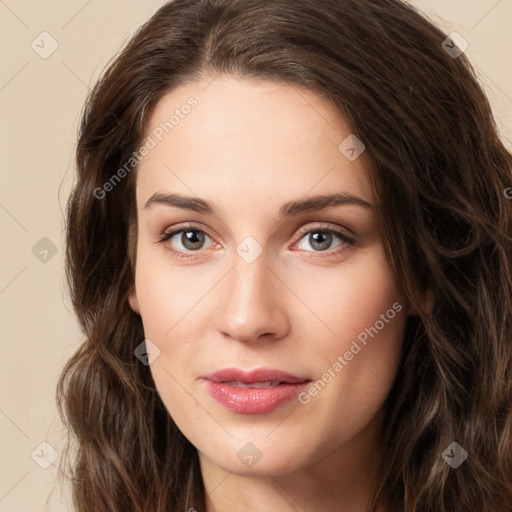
[204,380,310,414]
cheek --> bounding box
[337,263,404,367]
[133,245,202,336]
[133,258,209,441]
[300,248,406,418]
[133,248,209,382]
[295,245,404,358]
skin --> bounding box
[129,75,411,512]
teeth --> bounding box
[223,380,282,388]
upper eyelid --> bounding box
[294,222,353,239]
[162,222,354,245]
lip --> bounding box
[201,367,312,415]
[201,367,309,384]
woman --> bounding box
[56,0,512,510]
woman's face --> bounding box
[129,75,409,476]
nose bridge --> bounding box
[217,247,287,341]
[230,249,270,302]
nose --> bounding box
[216,253,290,343]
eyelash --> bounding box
[157,222,355,261]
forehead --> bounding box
[135,76,374,212]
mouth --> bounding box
[201,367,311,385]
[201,367,312,414]
[219,380,292,388]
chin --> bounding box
[199,435,313,477]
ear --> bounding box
[128,286,140,314]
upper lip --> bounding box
[201,367,311,384]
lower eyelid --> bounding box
[159,225,354,254]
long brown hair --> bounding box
[56,0,512,510]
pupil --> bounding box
[183,230,204,249]
[311,231,331,250]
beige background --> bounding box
[1,1,511,510]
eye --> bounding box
[292,225,355,257]
[157,222,355,260]
[157,224,215,260]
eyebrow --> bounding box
[143,191,372,217]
